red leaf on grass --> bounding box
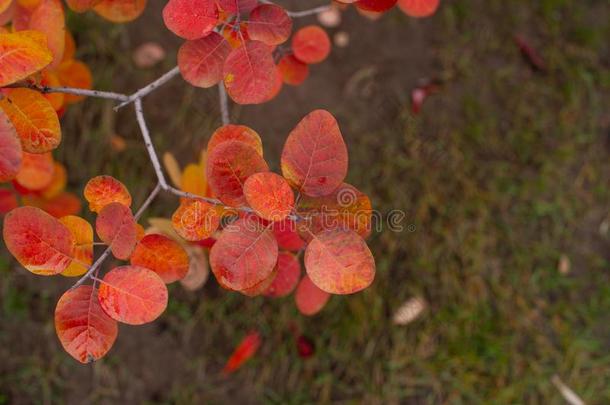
[209,216,278,291]
[178,32,231,88]
[304,229,375,294]
[514,35,547,72]
[281,109,348,197]
[2,206,74,275]
[223,41,276,104]
[222,331,261,374]
[55,285,118,363]
[95,202,137,260]
[98,265,168,325]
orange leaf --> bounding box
[304,229,375,294]
[247,4,292,46]
[171,198,220,241]
[295,274,330,316]
[93,0,147,23]
[243,172,294,222]
[292,25,331,65]
[98,265,168,325]
[62,29,75,62]
[40,70,65,111]
[0,0,11,14]
[0,88,61,153]
[217,0,256,15]
[39,161,66,199]
[59,215,93,277]
[206,140,269,206]
[162,0,218,40]
[130,233,189,283]
[84,175,132,213]
[181,163,206,197]
[57,59,93,103]
[54,285,118,363]
[16,0,65,68]
[222,331,261,374]
[0,30,52,86]
[223,41,276,105]
[65,0,101,13]
[178,32,231,88]
[22,191,81,218]
[14,151,54,191]
[265,252,301,298]
[2,206,74,275]
[209,216,278,291]
[95,202,137,260]
[0,108,22,182]
[207,124,263,156]
[281,110,347,197]
[397,0,439,17]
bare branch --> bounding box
[218,83,230,125]
[115,66,181,111]
[5,82,129,101]
[134,98,169,189]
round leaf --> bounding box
[93,0,147,23]
[98,265,169,325]
[2,206,74,275]
[243,172,294,222]
[0,109,22,182]
[171,198,220,241]
[95,202,137,260]
[130,233,189,284]
[248,4,292,46]
[55,285,118,363]
[59,215,93,277]
[397,0,439,17]
[217,0,256,14]
[223,41,276,105]
[84,175,132,213]
[14,152,54,191]
[207,124,263,156]
[281,109,348,197]
[162,0,218,40]
[209,217,278,291]
[178,32,231,88]
[277,54,309,86]
[0,30,52,87]
[0,88,61,153]
[206,140,269,206]
[292,25,331,65]
[356,0,397,12]
[265,252,301,298]
[304,229,375,294]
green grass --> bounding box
[1,0,609,403]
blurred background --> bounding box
[1,0,610,403]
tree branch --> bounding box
[218,83,230,125]
[134,98,169,189]
[114,66,181,111]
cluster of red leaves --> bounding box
[165,0,332,104]
[1,2,93,214]
[170,109,375,317]
[3,175,190,363]
[335,0,440,19]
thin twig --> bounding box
[218,83,230,125]
[134,99,169,189]
[7,82,129,101]
[114,66,181,110]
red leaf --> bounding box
[0,108,22,182]
[264,252,301,297]
[98,265,169,325]
[292,25,331,65]
[2,206,74,275]
[295,274,330,316]
[178,32,232,88]
[55,285,118,363]
[281,110,348,197]
[130,233,189,284]
[277,54,309,86]
[207,124,263,156]
[247,4,292,46]
[223,41,276,104]
[163,0,219,40]
[95,202,137,260]
[397,0,439,18]
[222,331,261,374]
[296,335,315,358]
[243,172,294,222]
[217,0,257,15]
[272,218,305,251]
[356,0,397,12]
[209,216,278,291]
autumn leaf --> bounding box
[207,124,263,156]
[84,175,132,213]
[396,0,439,17]
[178,32,231,88]
[55,285,118,363]
[247,4,292,46]
[223,41,276,105]
[243,172,294,222]
[222,331,261,374]
[98,265,169,325]
[171,198,220,241]
[93,0,147,23]
[162,0,218,40]
[130,233,189,283]
[292,26,331,65]
[264,252,301,298]
[95,202,137,260]
[0,30,52,86]
[0,109,22,183]
[2,206,74,275]
[295,275,330,316]
[59,215,93,277]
